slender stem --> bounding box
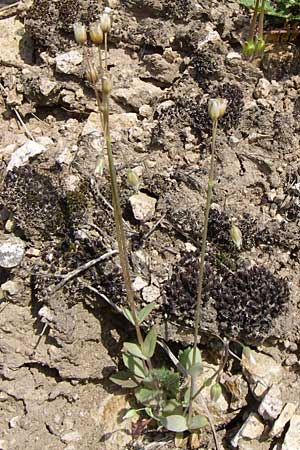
[249,0,260,42]
[258,0,265,40]
[188,118,218,424]
[101,93,144,348]
[104,32,108,70]
[193,118,218,356]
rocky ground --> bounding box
[0,0,300,449]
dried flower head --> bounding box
[89,22,104,45]
[208,98,228,121]
[101,11,112,33]
[102,75,112,95]
[73,22,87,45]
[86,65,99,84]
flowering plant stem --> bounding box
[188,118,218,422]
[99,90,145,348]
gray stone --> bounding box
[270,402,298,438]
[231,413,265,447]
[282,414,300,450]
[142,285,160,303]
[1,280,22,296]
[61,431,81,443]
[112,78,161,110]
[242,350,283,398]
[129,192,157,222]
[258,385,283,421]
[0,17,33,67]
[55,51,83,75]
[0,236,25,269]
[7,140,47,171]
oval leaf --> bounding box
[210,383,222,402]
[137,303,156,324]
[122,307,135,325]
[142,327,157,358]
[188,415,208,431]
[160,414,188,432]
[124,342,147,360]
[123,409,139,420]
[110,370,139,388]
[135,386,158,404]
[123,353,146,378]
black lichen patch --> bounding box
[1,166,88,241]
[25,0,102,54]
[190,50,223,90]
[214,83,244,131]
[163,252,289,341]
[163,0,194,20]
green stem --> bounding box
[249,0,260,42]
[188,118,218,423]
[101,93,144,348]
[258,0,265,40]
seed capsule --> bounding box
[73,22,87,45]
[86,65,99,83]
[101,12,112,33]
[90,22,104,45]
[102,75,112,94]
[208,98,228,121]
[127,169,139,189]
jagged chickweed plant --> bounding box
[74,12,254,446]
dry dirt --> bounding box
[0,0,300,449]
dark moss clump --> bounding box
[163,253,289,341]
[191,50,223,89]
[1,166,88,241]
[163,0,194,20]
[25,0,101,54]
[215,83,244,131]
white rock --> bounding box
[112,79,161,110]
[110,113,138,130]
[231,413,264,447]
[0,17,33,67]
[242,350,283,398]
[0,236,25,269]
[139,105,153,118]
[39,78,58,96]
[226,51,242,60]
[1,280,22,296]
[198,23,221,49]
[61,431,81,443]
[82,112,101,136]
[0,440,8,450]
[7,140,46,171]
[9,416,19,428]
[142,285,160,303]
[282,414,300,450]
[55,50,83,74]
[258,385,283,421]
[270,402,298,437]
[132,276,148,291]
[129,193,157,222]
[254,78,271,99]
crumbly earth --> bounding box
[1,0,300,449]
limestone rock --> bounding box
[112,78,162,110]
[55,50,83,74]
[129,192,157,222]
[6,140,47,171]
[0,236,25,269]
[110,112,138,130]
[242,350,283,398]
[258,385,283,421]
[270,402,298,438]
[231,413,264,448]
[254,78,271,99]
[142,285,160,303]
[282,414,300,450]
[0,17,33,67]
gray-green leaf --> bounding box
[188,415,208,431]
[123,342,147,360]
[123,353,146,378]
[142,327,157,358]
[137,303,156,324]
[160,414,188,432]
[110,370,139,388]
